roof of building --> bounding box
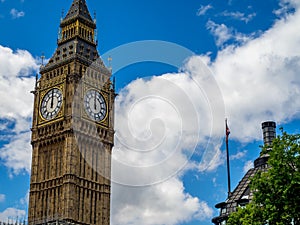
[212,121,276,224]
[40,0,111,73]
[212,155,269,224]
[61,0,95,27]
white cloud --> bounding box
[206,7,300,142]
[10,8,25,19]
[0,132,32,175]
[0,208,26,222]
[0,46,37,79]
[212,177,217,187]
[230,150,247,160]
[221,11,256,23]
[19,191,29,206]
[0,194,5,203]
[0,45,38,175]
[195,201,214,221]
[111,178,213,225]
[194,143,224,172]
[206,20,257,47]
[0,193,29,222]
[113,66,225,186]
[274,0,300,17]
[197,4,213,16]
[243,160,253,173]
[111,53,224,224]
[206,21,232,47]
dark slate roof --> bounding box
[212,122,276,224]
[40,0,109,72]
[212,155,269,224]
[61,0,95,27]
[40,38,110,75]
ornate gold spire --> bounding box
[42,0,106,72]
[58,0,96,45]
[62,0,95,27]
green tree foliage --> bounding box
[227,130,300,225]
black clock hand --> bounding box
[94,91,97,110]
[50,89,54,108]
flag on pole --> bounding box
[225,118,231,196]
[226,119,230,143]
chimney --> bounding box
[254,121,276,168]
[262,121,276,146]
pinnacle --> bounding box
[62,0,94,26]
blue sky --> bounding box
[1,0,300,225]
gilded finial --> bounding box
[93,11,97,23]
[108,56,112,73]
[61,9,64,21]
[41,53,45,67]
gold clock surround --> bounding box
[38,83,65,125]
[82,84,110,127]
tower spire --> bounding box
[58,0,96,45]
[61,0,95,27]
[42,0,108,71]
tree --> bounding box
[227,130,300,225]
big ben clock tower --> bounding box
[28,1,114,225]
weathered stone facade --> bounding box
[28,1,114,225]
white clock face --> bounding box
[84,89,107,122]
[40,88,63,120]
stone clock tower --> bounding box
[28,1,114,225]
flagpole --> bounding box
[225,119,231,197]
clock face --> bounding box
[40,88,63,120]
[84,89,107,122]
